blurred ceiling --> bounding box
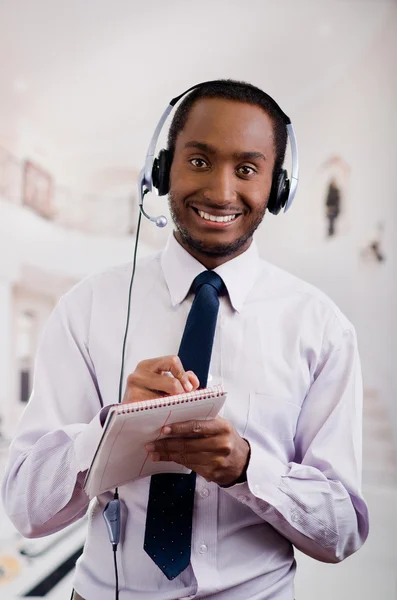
[0,0,394,189]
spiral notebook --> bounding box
[84,384,227,498]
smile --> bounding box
[197,210,237,223]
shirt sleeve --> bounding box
[1,282,107,538]
[224,319,370,563]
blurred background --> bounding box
[0,0,396,598]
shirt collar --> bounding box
[161,233,262,313]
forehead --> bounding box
[175,97,275,155]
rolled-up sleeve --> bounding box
[225,323,369,563]
[1,282,105,538]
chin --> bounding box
[178,229,252,258]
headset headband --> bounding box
[138,80,299,213]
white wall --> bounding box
[0,281,12,436]
[254,11,397,438]
[1,5,396,442]
[0,198,156,434]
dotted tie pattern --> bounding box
[143,271,225,580]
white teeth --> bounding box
[197,210,236,223]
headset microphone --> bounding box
[139,204,168,227]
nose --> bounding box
[204,165,236,205]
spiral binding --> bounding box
[116,384,224,414]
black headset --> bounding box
[138,80,299,226]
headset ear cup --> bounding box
[267,169,290,215]
[152,149,171,196]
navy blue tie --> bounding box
[143,270,224,580]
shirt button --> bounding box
[291,510,299,523]
[199,544,208,554]
[253,484,260,495]
[200,488,209,498]
[238,495,248,504]
[207,373,213,382]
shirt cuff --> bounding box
[73,411,106,472]
[99,404,114,426]
[223,439,288,514]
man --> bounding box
[2,80,369,599]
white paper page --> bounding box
[85,393,225,497]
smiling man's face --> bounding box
[168,97,276,268]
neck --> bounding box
[173,231,253,269]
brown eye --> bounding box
[189,158,208,168]
[236,165,256,177]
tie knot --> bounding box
[192,270,224,296]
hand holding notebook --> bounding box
[84,385,227,498]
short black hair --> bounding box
[167,79,288,176]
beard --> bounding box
[168,192,267,258]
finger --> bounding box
[146,436,220,455]
[124,356,200,403]
[122,387,165,403]
[149,451,214,466]
[153,355,196,392]
[160,369,199,391]
[162,417,229,437]
[160,356,196,392]
[186,370,200,390]
[125,371,185,400]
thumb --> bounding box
[186,370,200,390]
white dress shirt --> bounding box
[2,234,369,600]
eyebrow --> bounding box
[184,141,266,162]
